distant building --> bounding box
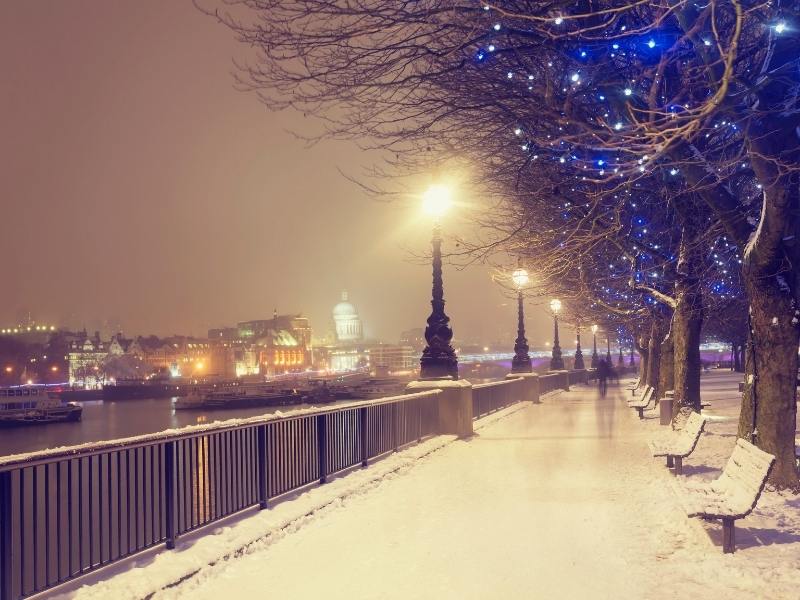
[207,313,314,376]
[368,345,415,373]
[208,327,238,341]
[400,328,426,351]
[68,331,107,387]
[333,291,363,343]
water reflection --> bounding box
[0,396,334,457]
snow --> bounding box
[406,379,473,390]
[62,374,800,600]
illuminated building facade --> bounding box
[207,313,314,376]
[368,345,416,373]
[68,332,107,387]
[333,291,363,343]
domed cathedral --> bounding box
[333,291,363,343]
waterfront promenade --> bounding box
[71,372,800,600]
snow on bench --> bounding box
[627,386,654,419]
[647,412,706,474]
[677,438,775,553]
[626,377,640,396]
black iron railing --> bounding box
[0,391,440,600]
[472,378,521,419]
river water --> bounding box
[0,397,347,457]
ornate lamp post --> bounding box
[573,324,585,370]
[510,263,532,373]
[618,338,625,366]
[590,324,599,368]
[419,184,459,380]
[606,335,613,363]
[549,299,564,370]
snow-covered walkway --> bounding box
[74,374,800,600]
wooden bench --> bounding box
[678,439,774,553]
[627,386,654,419]
[648,412,706,474]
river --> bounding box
[0,397,348,457]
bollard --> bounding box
[660,398,673,426]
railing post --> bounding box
[359,407,368,467]
[393,403,399,451]
[317,415,328,484]
[257,425,268,509]
[1,471,13,600]
[164,441,177,550]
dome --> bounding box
[333,291,357,318]
[332,291,363,343]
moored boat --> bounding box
[0,386,82,426]
[349,377,408,399]
[103,378,186,400]
[174,381,305,410]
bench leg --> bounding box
[674,456,682,475]
[637,407,644,419]
[722,518,736,553]
[666,455,674,468]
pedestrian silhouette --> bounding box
[597,359,609,397]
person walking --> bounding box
[597,358,609,398]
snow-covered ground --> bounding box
[64,373,800,600]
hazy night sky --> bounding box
[0,1,558,347]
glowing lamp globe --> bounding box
[422,184,453,217]
[591,324,598,334]
[512,267,529,288]
[550,299,562,314]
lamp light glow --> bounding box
[512,267,529,288]
[591,324,598,334]
[550,299,562,314]
[422,184,453,217]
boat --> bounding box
[304,380,356,403]
[174,381,305,410]
[52,387,105,402]
[103,378,187,400]
[349,377,408,400]
[0,386,82,425]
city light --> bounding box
[422,183,453,217]
[550,298,562,314]
[512,267,529,288]
[591,324,598,334]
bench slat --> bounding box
[648,412,705,458]
[682,439,774,520]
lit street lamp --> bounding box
[419,184,458,380]
[510,263,532,373]
[573,323,585,369]
[550,299,564,371]
[618,339,624,366]
[606,335,612,363]
[590,325,599,368]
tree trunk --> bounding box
[672,245,703,414]
[647,319,667,401]
[658,322,674,405]
[738,280,799,489]
[737,343,746,373]
[636,330,650,387]
[732,342,741,372]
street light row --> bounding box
[417,183,625,378]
